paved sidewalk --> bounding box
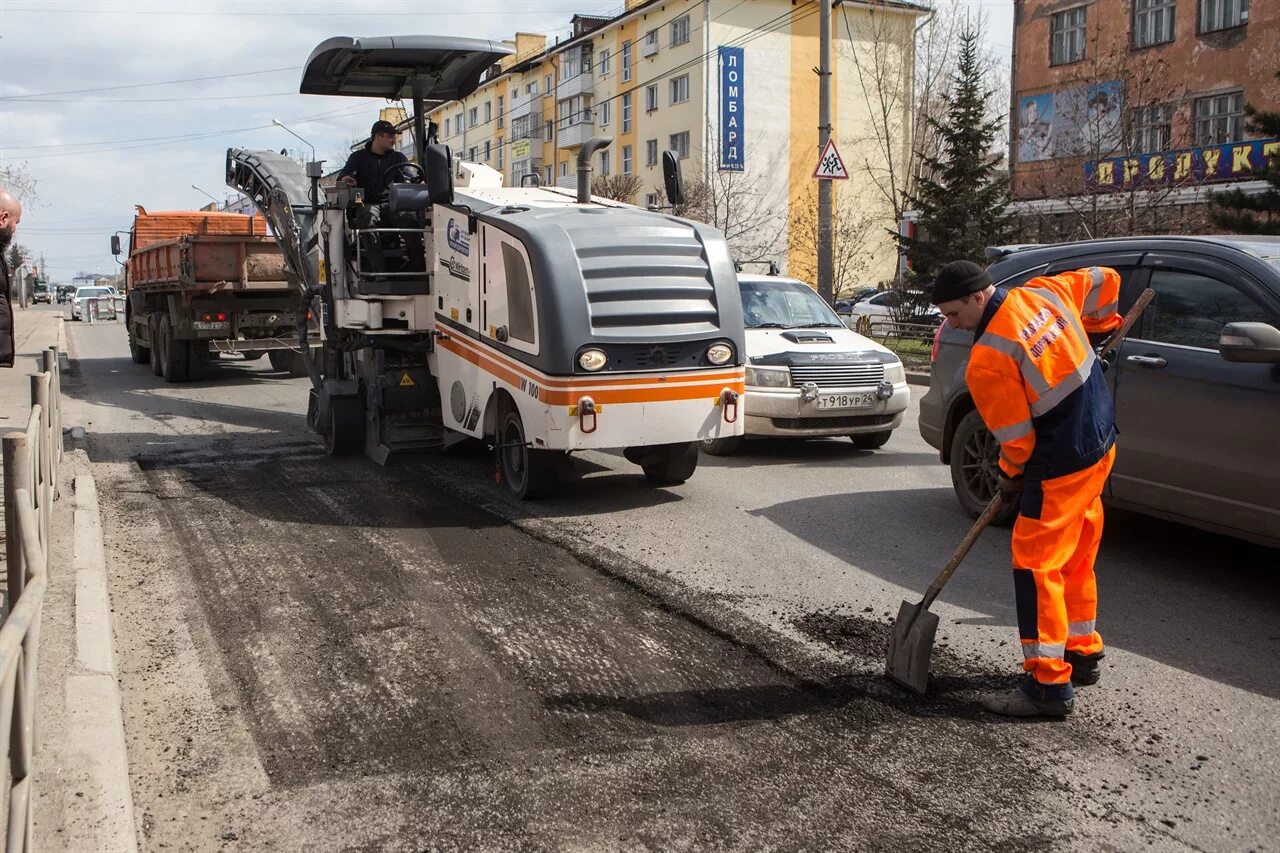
[1,304,64,434]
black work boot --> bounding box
[1066,650,1104,686]
[981,675,1074,718]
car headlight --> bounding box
[577,348,608,371]
[884,361,905,384]
[706,342,734,365]
[746,365,791,387]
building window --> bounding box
[621,41,632,82]
[646,84,659,112]
[622,144,633,174]
[528,81,538,95]
[600,150,611,177]
[1129,103,1174,153]
[599,100,610,126]
[643,28,659,56]
[455,111,464,132]
[1133,0,1176,47]
[645,192,661,208]
[545,119,554,141]
[1050,7,1087,65]
[469,146,477,161]
[670,74,689,105]
[671,15,691,46]
[557,95,592,129]
[497,95,505,129]
[561,161,569,177]
[622,92,632,132]
[545,74,552,93]
[497,139,504,169]
[600,48,611,75]
[1194,91,1244,145]
[469,107,478,128]
[1200,0,1249,33]
[646,138,659,166]
[444,118,451,137]
[546,165,553,185]
[484,101,492,123]
[669,131,690,159]
[484,140,491,161]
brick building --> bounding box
[1008,0,1280,239]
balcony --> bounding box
[640,38,659,58]
[509,89,538,121]
[556,115,595,149]
[556,71,594,99]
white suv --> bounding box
[703,274,911,455]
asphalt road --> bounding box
[58,311,1280,852]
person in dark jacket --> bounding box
[0,188,23,368]
[337,119,410,201]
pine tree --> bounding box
[900,23,1011,284]
[1211,73,1280,235]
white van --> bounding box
[702,274,911,455]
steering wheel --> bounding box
[385,161,425,184]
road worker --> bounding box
[930,259,1122,717]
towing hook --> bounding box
[720,388,740,424]
[577,397,598,433]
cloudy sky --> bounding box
[0,0,1010,282]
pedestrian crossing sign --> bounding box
[813,139,849,180]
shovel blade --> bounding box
[885,599,939,694]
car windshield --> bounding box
[77,287,111,298]
[739,279,844,329]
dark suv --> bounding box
[919,236,1280,549]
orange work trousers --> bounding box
[1010,447,1115,700]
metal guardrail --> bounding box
[1,346,63,852]
[84,296,126,324]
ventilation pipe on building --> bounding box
[577,137,613,204]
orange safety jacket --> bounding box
[966,267,1123,482]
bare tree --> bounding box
[0,163,39,205]
[591,173,643,202]
[666,163,786,265]
[787,184,879,298]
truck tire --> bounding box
[128,314,150,364]
[184,340,208,382]
[159,315,190,383]
[949,409,1017,527]
[850,430,892,450]
[700,436,742,456]
[240,350,264,362]
[149,316,163,377]
[268,349,309,376]
[637,441,699,486]
[495,405,559,499]
[324,395,365,457]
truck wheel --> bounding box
[949,410,1017,527]
[149,317,163,377]
[240,350,264,362]
[128,323,150,365]
[159,315,190,383]
[850,430,892,450]
[496,406,558,499]
[700,436,742,456]
[324,395,365,457]
[639,442,699,486]
[268,349,308,376]
[184,340,208,381]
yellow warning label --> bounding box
[399,372,416,388]
[318,260,327,283]
[450,307,459,320]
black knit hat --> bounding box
[930,260,992,305]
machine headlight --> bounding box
[884,361,905,384]
[578,348,608,371]
[745,365,791,388]
[706,343,734,365]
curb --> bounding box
[68,473,139,853]
[906,371,931,387]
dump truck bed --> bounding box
[128,233,293,292]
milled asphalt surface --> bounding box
[59,317,1280,851]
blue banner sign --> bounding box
[718,46,744,172]
[1085,137,1280,188]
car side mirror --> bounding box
[425,144,454,206]
[1219,321,1280,364]
[110,235,122,256]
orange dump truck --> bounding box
[110,206,316,382]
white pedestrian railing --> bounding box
[85,296,125,324]
[1,345,63,851]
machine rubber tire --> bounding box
[641,441,699,486]
[496,406,559,500]
[850,430,892,450]
[159,315,190,383]
[268,349,292,372]
[949,409,1018,527]
[324,395,366,457]
[700,436,742,456]
[241,350,265,362]
[149,316,163,377]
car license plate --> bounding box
[816,392,877,410]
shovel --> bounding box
[884,286,1155,694]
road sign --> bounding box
[813,139,849,180]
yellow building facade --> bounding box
[426,0,923,287]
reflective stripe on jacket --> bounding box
[965,267,1123,482]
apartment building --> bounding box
[1010,0,1280,235]
[424,0,925,284]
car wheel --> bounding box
[700,435,742,456]
[949,409,1017,526]
[850,430,892,450]
[496,404,559,499]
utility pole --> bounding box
[817,0,834,305]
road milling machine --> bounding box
[227,36,745,497]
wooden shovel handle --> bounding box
[921,495,1005,610]
[1098,288,1154,361]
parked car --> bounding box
[844,289,941,332]
[702,274,911,455]
[70,285,117,321]
[919,236,1280,548]
[835,287,878,315]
